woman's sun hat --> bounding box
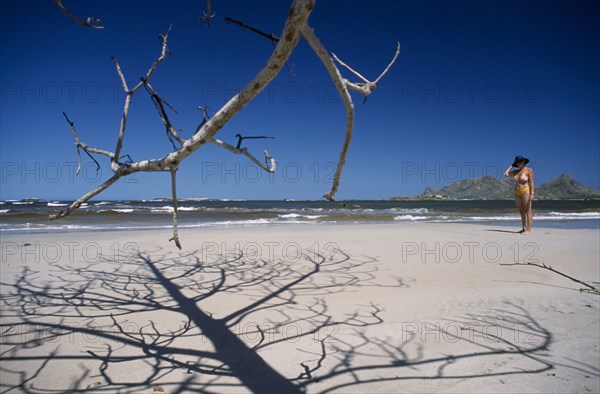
[512,155,530,167]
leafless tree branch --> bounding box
[500,262,599,292]
[302,25,354,201]
[169,169,182,249]
[55,0,103,29]
[194,106,210,134]
[200,0,216,27]
[142,80,185,149]
[225,17,280,43]
[209,138,276,173]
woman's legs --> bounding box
[518,193,532,233]
[515,197,526,232]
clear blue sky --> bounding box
[1,0,599,200]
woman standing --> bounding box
[503,156,535,233]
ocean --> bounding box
[1,199,598,234]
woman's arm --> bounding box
[502,164,514,177]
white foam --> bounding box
[279,213,323,219]
[48,202,68,207]
[394,215,428,221]
[546,212,600,218]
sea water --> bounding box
[1,199,598,234]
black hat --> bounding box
[512,155,529,167]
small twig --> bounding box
[331,53,370,84]
[130,26,173,94]
[200,0,216,27]
[142,79,184,149]
[195,106,210,134]
[62,112,109,175]
[235,134,274,150]
[119,154,134,164]
[209,138,276,173]
[54,0,103,29]
[225,17,279,42]
[374,42,401,85]
[501,262,599,292]
[264,150,276,172]
[580,288,600,295]
[332,42,401,98]
[76,146,101,176]
[111,57,129,92]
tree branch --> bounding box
[225,17,279,43]
[333,42,401,97]
[54,0,103,29]
[200,0,216,28]
[62,112,113,175]
[112,27,172,170]
[142,80,185,149]
[49,174,122,219]
[302,25,354,201]
[194,106,210,134]
[209,138,276,173]
[500,262,599,292]
[169,169,182,249]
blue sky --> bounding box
[1,0,599,200]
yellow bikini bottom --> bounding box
[515,186,530,197]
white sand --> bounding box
[1,223,598,393]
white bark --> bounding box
[52,0,400,247]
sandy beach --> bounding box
[1,222,598,393]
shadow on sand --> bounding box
[1,244,586,393]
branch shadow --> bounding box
[484,229,522,234]
[0,245,569,393]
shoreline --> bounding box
[1,217,599,236]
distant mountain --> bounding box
[418,175,513,200]
[390,173,600,200]
[536,173,600,200]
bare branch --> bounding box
[500,262,598,292]
[113,93,132,167]
[142,80,185,148]
[209,139,276,173]
[113,27,172,168]
[331,53,370,83]
[54,0,103,29]
[225,17,279,43]
[49,174,122,220]
[62,112,112,175]
[111,57,129,92]
[169,169,182,249]
[194,106,210,134]
[302,25,354,201]
[131,26,172,94]
[264,150,276,172]
[374,42,401,85]
[333,42,401,97]
[200,0,216,27]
